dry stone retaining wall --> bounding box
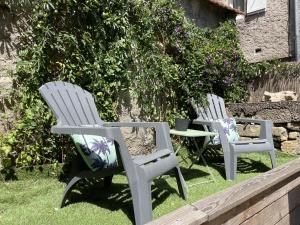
[228,101,300,154]
[237,123,300,154]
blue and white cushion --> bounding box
[210,117,240,145]
[71,134,118,171]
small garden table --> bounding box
[170,129,218,185]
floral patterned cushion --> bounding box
[71,134,118,171]
[210,117,240,145]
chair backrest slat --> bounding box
[73,85,97,124]
[39,81,103,126]
[190,94,228,121]
[199,108,208,120]
[63,88,85,125]
[207,94,228,120]
[206,95,218,120]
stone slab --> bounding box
[288,131,299,140]
[281,140,300,154]
[227,102,300,123]
[236,124,260,137]
[272,127,288,142]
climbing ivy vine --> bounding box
[0,0,271,170]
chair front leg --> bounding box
[128,178,152,225]
[173,166,187,200]
[61,176,83,208]
[269,150,276,168]
[214,122,235,180]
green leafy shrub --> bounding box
[0,0,33,12]
[0,0,274,170]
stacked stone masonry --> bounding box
[236,0,290,63]
[0,7,21,135]
[228,101,300,154]
[237,123,300,154]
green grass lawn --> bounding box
[0,149,297,225]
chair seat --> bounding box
[231,139,268,145]
[230,139,272,153]
[133,149,173,166]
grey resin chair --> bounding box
[191,94,276,180]
[39,81,187,225]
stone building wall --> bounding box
[0,7,24,135]
[298,0,300,59]
[236,0,290,63]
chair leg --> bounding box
[61,176,82,208]
[104,175,113,188]
[173,166,187,200]
[232,154,238,180]
[269,150,276,169]
[129,179,152,225]
[223,147,234,180]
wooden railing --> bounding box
[148,157,300,225]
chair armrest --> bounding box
[51,125,120,140]
[104,121,166,129]
[192,119,230,148]
[104,121,173,151]
[235,117,272,125]
[235,118,273,141]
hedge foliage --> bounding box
[0,0,273,169]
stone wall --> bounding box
[298,0,300,59]
[228,101,300,154]
[237,123,300,154]
[236,0,290,63]
[0,7,22,77]
[0,7,25,135]
[116,93,155,155]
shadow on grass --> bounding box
[0,168,18,181]
[179,167,210,181]
[201,147,272,179]
[62,176,181,224]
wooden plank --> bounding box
[192,158,300,221]
[211,184,300,225]
[149,158,300,225]
[240,194,289,225]
[275,215,290,225]
[286,184,300,212]
[275,204,300,225]
[213,177,300,225]
[147,205,208,225]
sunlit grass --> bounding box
[0,149,297,225]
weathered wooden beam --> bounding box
[148,158,300,225]
[148,205,207,225]
[220,176,300,225]
[193,158,300,220]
